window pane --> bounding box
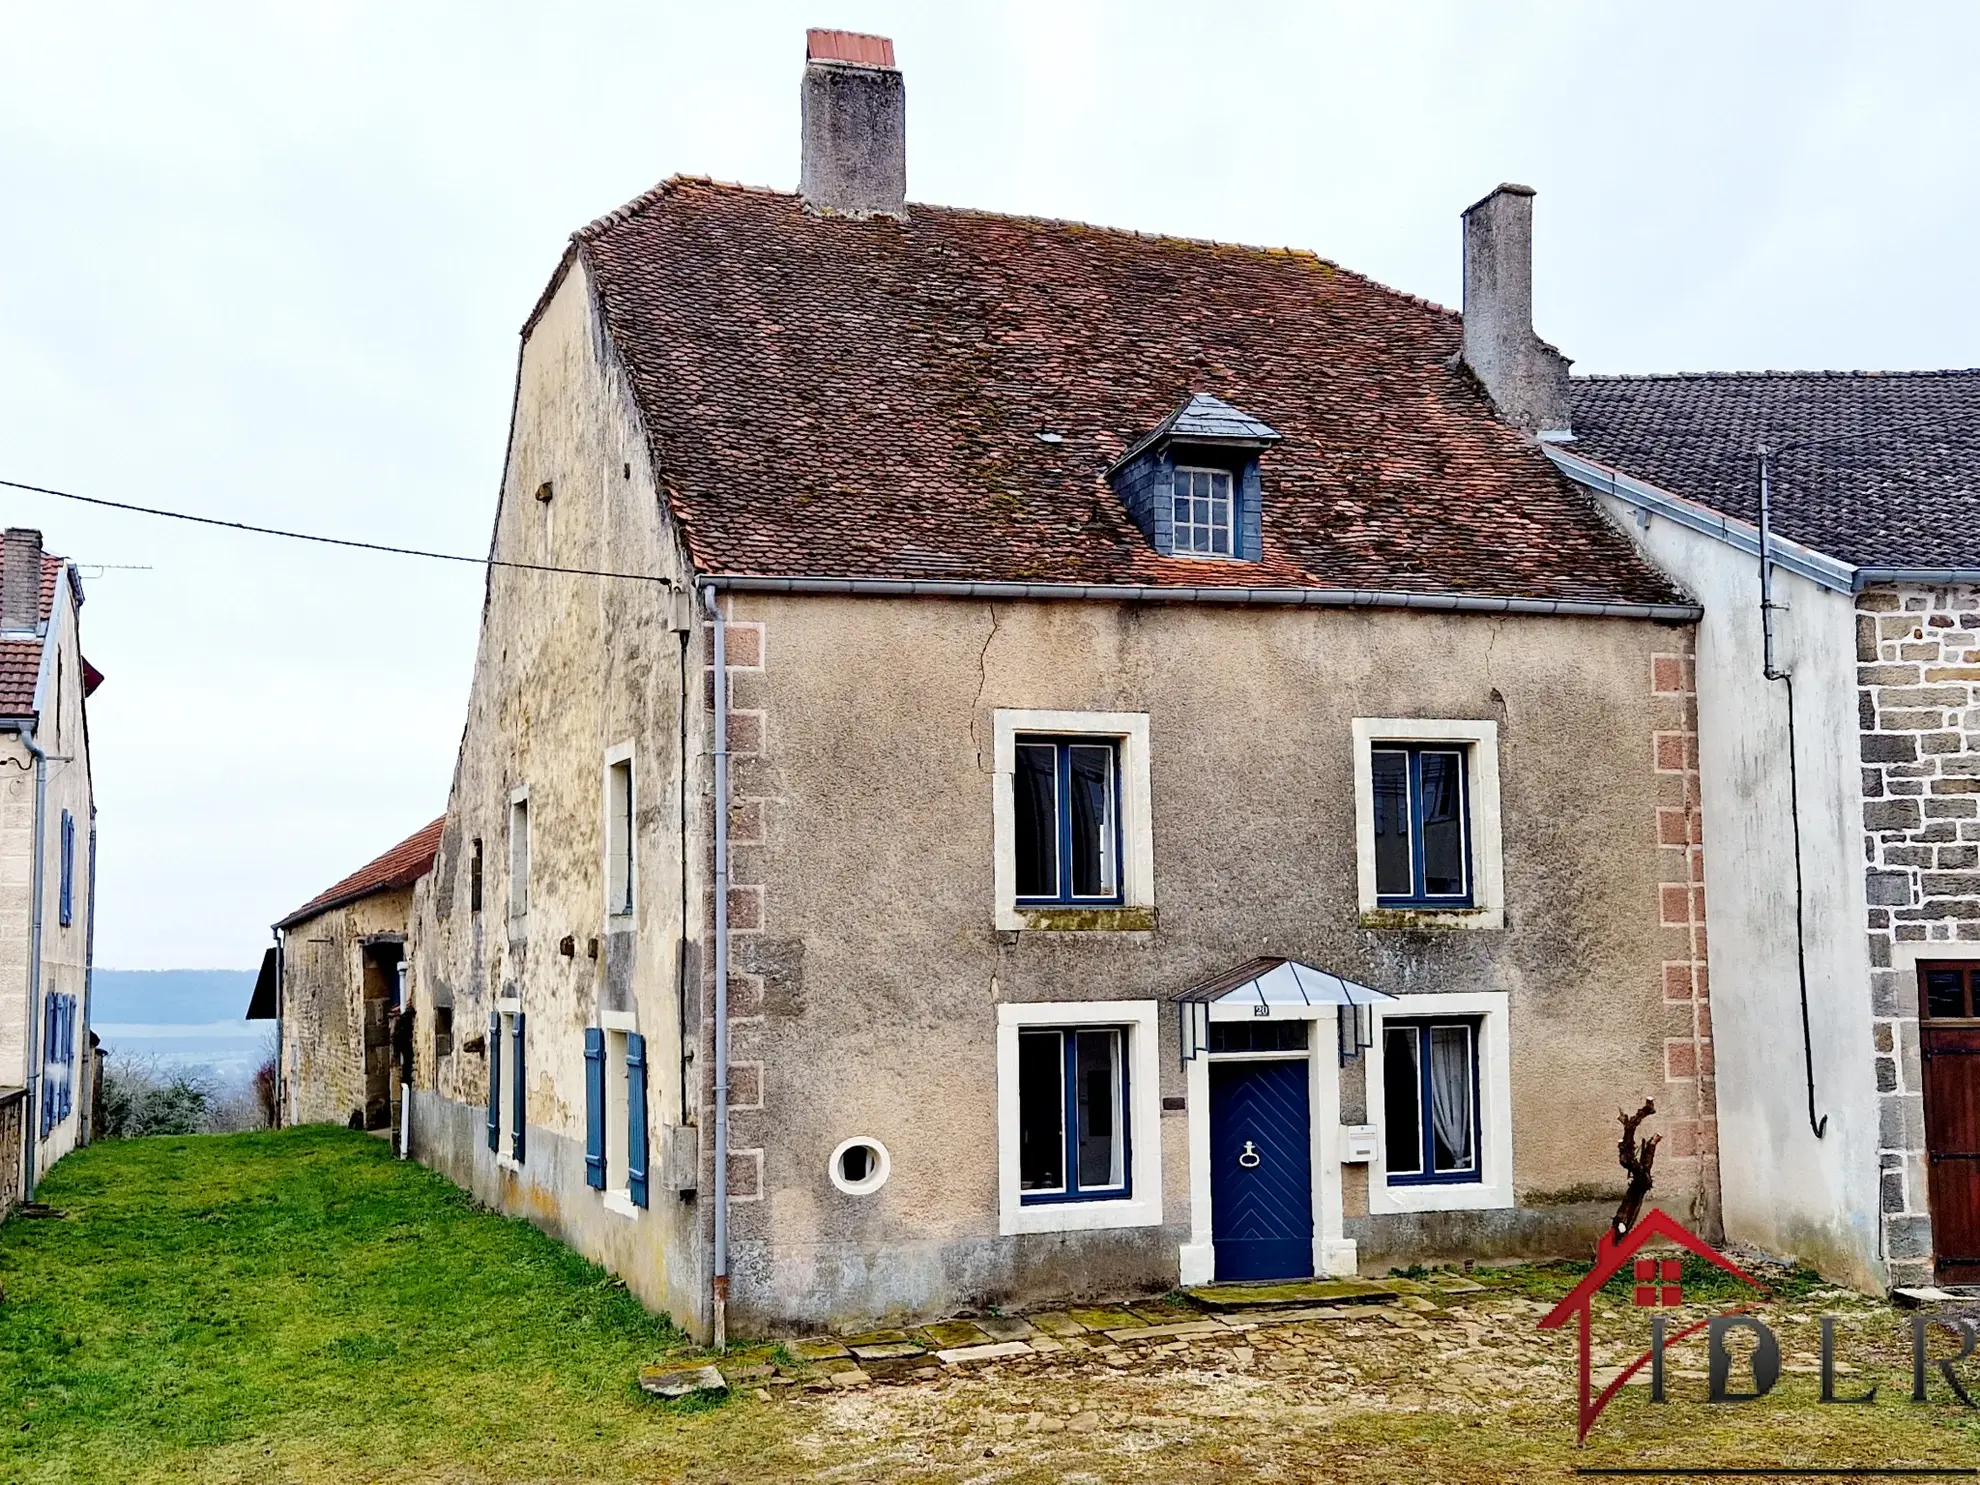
[1428,1024,1476,1172]
[1018,1030,1065,1191]
[1419,751,1467,897]
[1075,1029,1124,1190]
[1927,968,1968,1020]
[1383,1027,1423,1175]
[1372,750,1412,897]
[1015,744,1059,898]
[1067,745,1115,898]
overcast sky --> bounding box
[4,2,1977,970]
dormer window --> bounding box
[1107,393,1280,562]
[1172,467,1234,556]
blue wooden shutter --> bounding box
[59,1000,71,1119]
[584,1027,606,1188]
[59,811,74,926]
[626,1032,649,1208]
[510,1011,526,1161]
[486,1010,502,1151]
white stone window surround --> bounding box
[1180,1001,1356,1287]
[991,710,1155,931]
[1364,990,1514,1214]
[508,785,531,924]
[602,741,635,926]
[1352,718,1505,930]
[599,1008,640,1219]
[495,994,523,1173]
[996,1000,1163,1236]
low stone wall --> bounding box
[0,1088,24,1217]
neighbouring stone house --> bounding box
[0,526,101,1205]
[401,30,1721,1340]
[1550,372,1980,1290]
[272,818,441,1130]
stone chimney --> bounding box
[1461,184,1572,437]
[2,527,43,632]
[800,29,906,219]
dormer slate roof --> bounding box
[1570,371,1980,570]
[570,178,1685,608]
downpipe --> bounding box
[703,584,731,1350]
[17,725,47,1199]
[1758,448,1828,1143]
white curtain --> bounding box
[1428,1026,1474,1171]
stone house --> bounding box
[402,30,1719,1339]
[272,818,441,1130]
[0,526,101,1203]
[1550,372,1980,1290]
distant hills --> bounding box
[91,969,258,1025]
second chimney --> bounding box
[1461,184,1572,437]
[800,30,906,219]
[2,527,45,633]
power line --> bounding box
[0,477,673,585]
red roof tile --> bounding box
[276,817,445,929]
[0,555,67,717]
[574,179,1684,607]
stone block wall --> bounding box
[1857,582,1980,1284]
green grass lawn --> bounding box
[0,1128,792,1485]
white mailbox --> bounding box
[1341,1124,1379,1164]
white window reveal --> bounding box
[1365,991,1512,1215]
[992,711,1155,932]
[1172,466,1233,556]
[997,1000,1162,1235]
[1352,720,1504,929]
[508,789,531,920]
[605,747,635,919]
[490,1001,526,1166]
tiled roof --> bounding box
[276,817,444,930]
[0,555,65,716]
[1569,371,1980,570]
[573,179,1685,607]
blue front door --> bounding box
[1210,1059,1313,1282]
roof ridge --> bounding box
[577,175,1460,321]
[1575,368,1980,383]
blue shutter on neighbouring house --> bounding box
[510,1011,526,1162]
[626,1032,649,1209]
[584,1027,606,1189]
[59,811,74,926]
[487,1011,502,1151]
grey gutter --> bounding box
[1545,444,1858,596]
[1854,567,1980,590]
[700,574,1701,623]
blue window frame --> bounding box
[1382,1019,1480,1185]
[1372,745,1471,906]
[1013,737,1122,905]
[1017,1026,1130,1204]
[59,810,74,927]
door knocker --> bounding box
[1237,1140,1261,1169]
